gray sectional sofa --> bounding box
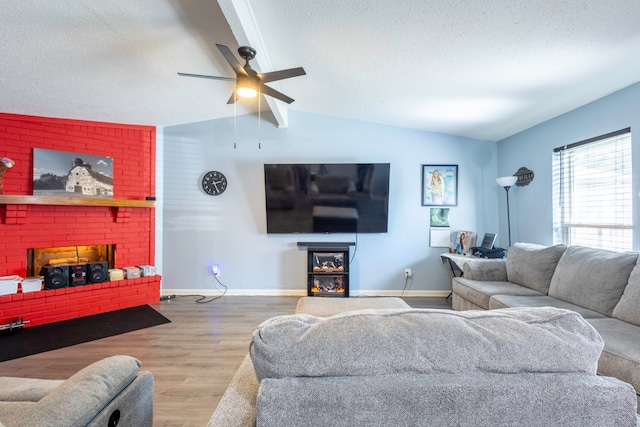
[452,243,640,411]
[250,306,637,426]
[209,297,639,426]
[0,355,154,427]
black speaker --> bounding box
[41,265,69,290]
[68,264,87,287]
[87,262,109,284]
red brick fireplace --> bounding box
[0,112,160,327]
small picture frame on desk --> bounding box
[455,231,476,255]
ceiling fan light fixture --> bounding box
[236,85,257,98]
[236,74,257,98]
[178,44,304,104]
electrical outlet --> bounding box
[404,268,412,278]
[211,264,220,277]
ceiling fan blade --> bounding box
[216,44,248,77]
[226,92,237,104]
[177,72,235,81]
[260,84,295,104]
[259,67,306,83]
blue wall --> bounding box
[160,110,497,295]
[497,82,640,249]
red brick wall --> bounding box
[0,113,160,326]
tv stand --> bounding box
[297,242,355,297]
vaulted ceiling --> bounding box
[2,0,640,141]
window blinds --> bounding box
[552,128,632,252]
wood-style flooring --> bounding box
[0,296,451,427]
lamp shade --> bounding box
[496,176,517,187]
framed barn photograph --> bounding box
[33,148,114,198]
[422,164,458,206]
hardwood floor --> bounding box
[0,296,451,427]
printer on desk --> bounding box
[471,246,506,258]
[471,233,506,259]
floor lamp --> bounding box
[496,176,518,247]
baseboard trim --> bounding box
[161,289,451,297]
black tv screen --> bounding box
[264,163,390,234]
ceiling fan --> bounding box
[178,44,306,104]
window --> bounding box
[552,128,632,252]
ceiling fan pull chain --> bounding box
[258,92,262,149]
[233,91,237,149]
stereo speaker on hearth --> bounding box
[41,265,69,290]
[68,264,87,287]
[87,262,109,284]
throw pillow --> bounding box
[250,307,603,381]
[612,261,640,326]
[506,243,566,293]
[548,246,638,316]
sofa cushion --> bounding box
[488,295,607,319]
[548,246,638,316]
[256,373,638,427]
[505,243,567,293]
[250,307,603,381]
[207,354,259,427]
[452,277,544,309]
[586,318,640,400]
[613,261,640,326]
[460,259,507,281]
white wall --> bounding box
[497,82,640,249]
[160,110,497,296]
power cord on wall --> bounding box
[349,233,358,265]
[401,275,411,297]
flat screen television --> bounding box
[264,163,390,234]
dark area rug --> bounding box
[0,305,170,362]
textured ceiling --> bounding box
[2,0,640,141]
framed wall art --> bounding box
[422,164,458,206]
[33,148,114,198]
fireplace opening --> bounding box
[27,245,115,277]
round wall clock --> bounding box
[201,171,228,196]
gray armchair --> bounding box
[0,355,154,427]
